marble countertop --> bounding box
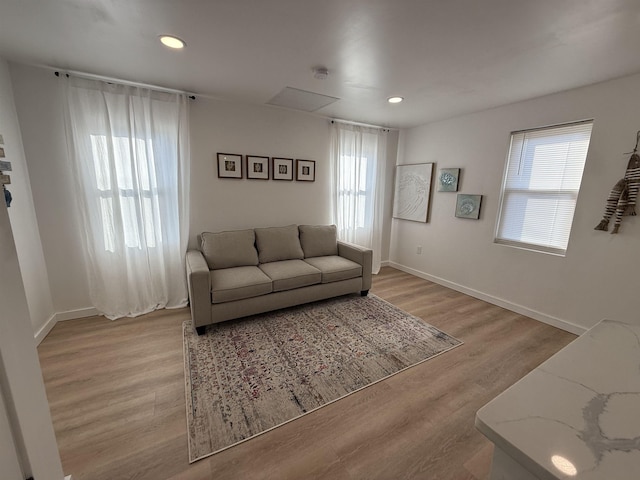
[476,319,640,480]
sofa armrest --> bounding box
[186,250,211,327]
[337,241,372,291]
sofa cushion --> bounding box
[259,260,322,292]
[211,266,272,304]
[254,225,304,263]
[201,229,259,270]
[303,256,362,284]
[299,224,338,258]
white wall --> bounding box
[9,63,92,315]
[189,98,333,244]
[0,381,23,480]
[0,59,55,335]
[391,72,640,333]
[0,194,64,479]
[190,98,400,252]
[9,63,398,315]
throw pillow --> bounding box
[200,229,259,270]
[299,224,338,258]
[254,225,304,263]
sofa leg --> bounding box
[361,290,369,297]
[195,326,207,336]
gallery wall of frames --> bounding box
[217,153,316,182]
[392,164,483,222]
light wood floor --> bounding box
[38,267,576,480]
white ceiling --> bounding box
[1,0,640,128]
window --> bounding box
[64,77,190,319]
[495,120,593,255]
[90,134,162,252]
[337,154,373,230]
[330,122,387,273]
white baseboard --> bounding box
[55,307,100,322]
[34,307,100,345]
[34,313,57,345]
[388,261,587,335]
[380,260,390,268]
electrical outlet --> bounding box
[416,245,422,255]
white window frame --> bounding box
[90,134,163,253]
[494,120,593,256]
[337,154,373,231]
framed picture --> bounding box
[296,159,316,182]
[455,194,482,219]
[437,168,460,192]
[246,155,270,180]
[392,163,434,222]
[272,158,294,181]
[217,153,243,179]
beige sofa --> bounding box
[186,224,372,334]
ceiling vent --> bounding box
[267,87,339,112]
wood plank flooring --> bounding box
[37,267,576,480]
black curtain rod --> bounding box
[54,71,195,100]
[330,120,390,132]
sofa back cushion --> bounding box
[299,224,338,258]
[200,229,259,270]
[255,225,304,263]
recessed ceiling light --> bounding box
[551,455,577,476]
[159,35,186,49]
[388,96,404,104]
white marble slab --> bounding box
[476,319,640,480]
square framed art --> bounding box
[246,155,270,180]
[296,159,316,182]
[272,158,294,181]
[455,194,482,219]
[217,153,243,179]
[437,168,460,192]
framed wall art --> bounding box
[455,194,482,219]
[296,159,316,182]
[392,163,434,222]
[272,157,294,181]
[217,153,243,179]
[246,155,270,180]
[437,168,460,192]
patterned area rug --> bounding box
[183,294,462,462]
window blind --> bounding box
[495,121,593,255]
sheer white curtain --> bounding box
[330,122,387,274]
[63,77,190,319]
